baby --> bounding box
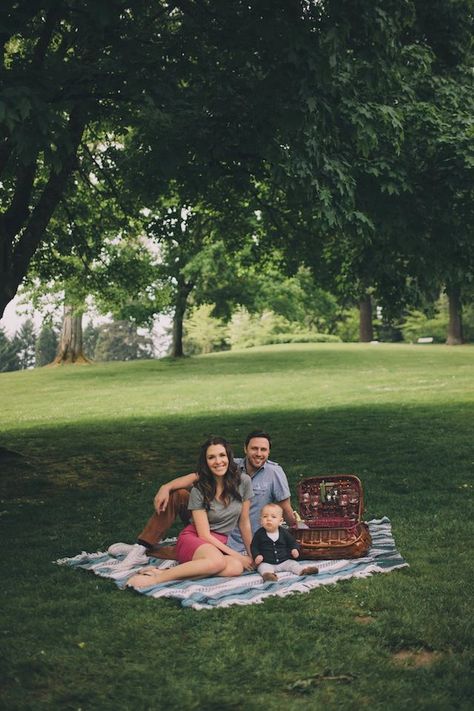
[251,503,319,582]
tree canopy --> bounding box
[0,0,318,316]
[1,1,472,345]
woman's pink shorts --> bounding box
[175,524,228,563]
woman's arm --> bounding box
[154,472,198,512]
[192,509,249,562]
[238,500,253,557]
[237,500,254,571]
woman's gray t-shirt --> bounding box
[188,473,253,534]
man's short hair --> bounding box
[245,430,272,449]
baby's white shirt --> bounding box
[266,530,279,542]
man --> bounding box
[109,430,297,570]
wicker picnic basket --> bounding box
[291,475,372,559]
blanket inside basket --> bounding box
[55,517,408,610]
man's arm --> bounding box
[278,497,297,528]
[154,472,198,512]
[269,462,296,527]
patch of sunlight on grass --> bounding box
[1,343,472,432]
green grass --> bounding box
[1,343,473,711]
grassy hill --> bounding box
[1,343,473,710]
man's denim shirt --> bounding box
[226,457,291,552]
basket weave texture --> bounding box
[291,475,372,559]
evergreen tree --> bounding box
[94,321,154,362]
[35,321,58,367]
[0,328,20,372]
[15,319,36,369]
[83,321,101,361]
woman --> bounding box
[127,436,254,588]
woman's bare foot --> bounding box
[127,569,164,588]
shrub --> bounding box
[333,308,360,342]
[400,309,448,343]
[229,309,291,349]
[184,305,229,355]
[229,308,341,349]
[259,332,341,345]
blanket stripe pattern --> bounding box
[56,517,408,610]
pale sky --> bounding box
[0,296,43,336]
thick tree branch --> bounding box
[31,3,62,69]
[0,139,13,180]
[5,107,87,308]
[80,141,136,217]
[4,158,39,237]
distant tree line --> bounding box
[3,262,473,371]
[182,279,474,357]
[0,319,154,372]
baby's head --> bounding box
[260,503,284,533]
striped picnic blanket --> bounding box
[55,517,408,610]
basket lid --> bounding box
[296,474,365,522]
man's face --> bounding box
[245,437,270,473]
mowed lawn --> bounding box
[1,343,473,710]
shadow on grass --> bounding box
[1,401,473,711]
[1,401,472,529]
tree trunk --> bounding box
[446,286,463,345]
[53,305,90,365]
[171,282,192,357]
[171,296,186,358]
[359,294,374,342]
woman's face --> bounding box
[206,444,229,478]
